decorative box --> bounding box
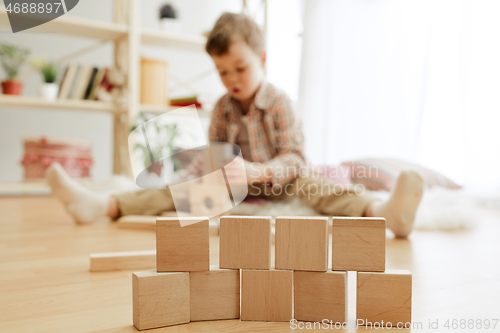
[20,137,93,180]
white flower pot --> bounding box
[160,18,181,33]
[39,83,59,101]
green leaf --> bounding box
[0,43,30,80]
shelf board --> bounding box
[0,8,206,50]
[0,95,123,114]
[141,29,206,52]
[0,8,128,40]
[0,182,51,197]
[140,104,211,117]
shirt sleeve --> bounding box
[208,98,227,143]
[264,97,306,187]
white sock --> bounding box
[371,170,424,238]
[46,163,110,224]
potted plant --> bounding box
[0,43,30,95]
[131,113,180,177]
[159,3,180,33]
[32,58,60,101]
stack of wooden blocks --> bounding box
[132,216,412,330]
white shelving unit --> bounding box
[0,7,128,40]
[0,1,210,176]
[141,28,206,51]
[0,94,121,113]
[140,104,211,117]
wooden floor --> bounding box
[1,196,500,332]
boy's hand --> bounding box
[223,156,273,185]
[184,153,204,178]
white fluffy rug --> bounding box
[98,176,488,231]
[410,187,483,230]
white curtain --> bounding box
[298,0,500,188]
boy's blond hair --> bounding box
[205,12,265,56]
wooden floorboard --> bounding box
[1,196,499,332]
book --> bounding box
[71,66,94,100]
[169,102,202,108]
[67,65,81,99]
[83,67,98,100]
[170,95,201,108]
[170,96,198,104]
[87,68,107,100]
[58,64,78,99]
[57,66,69,98]
[57,66,68,96]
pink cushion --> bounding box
[341,158,461,191]
[311,164,352,188]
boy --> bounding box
[47,13,423,238]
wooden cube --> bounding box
[90,250,156,272]
[190,266,240,321]
[117,215,157,230]
[156,217,209,272]
[332,217,385,271]
[241,270,293,322]
[357,270,412,326]
[275,216,328,271]
[220,216,271,269]
[294,271,346,323]
[189,181,232,217]
[132,270,190,330]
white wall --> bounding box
[266,0,302,102]
[0,0,238,182]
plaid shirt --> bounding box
[209,81,306,186]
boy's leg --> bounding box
[47,163,175,223]
[114,188,175,216]
[47,163,111,223]
[366,170,424,237]
[251,176,375,217]
[250,170,424,238]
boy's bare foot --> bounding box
[46,163,111,223]
[368,170,424,238]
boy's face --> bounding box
[211,40,266,103]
